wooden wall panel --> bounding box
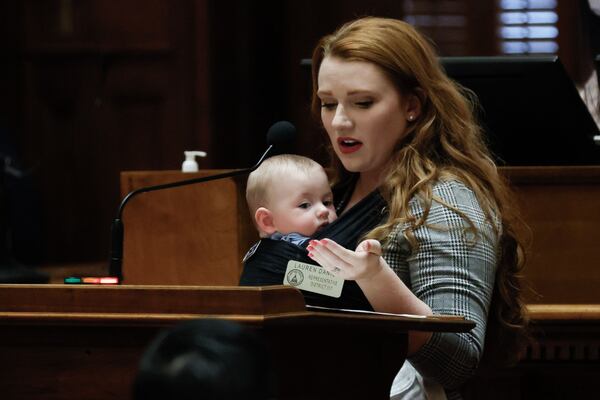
[12,0,211,263]
[503,166,600,304]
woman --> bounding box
[305,17,528,398]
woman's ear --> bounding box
[405,88,424,121]
[255,207,276,236]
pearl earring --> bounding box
[408,114,415,121]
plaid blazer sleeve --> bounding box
[383,180,499,390]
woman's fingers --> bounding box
[307,240,347,271]
[311,238,357,265]
[356,239,382,256]
[307,240,354,276]
[306,238,384,280]
[308,238,372,279]
[308,252,342,275]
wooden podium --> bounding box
[119,170,257,286]
[0,284,474,400]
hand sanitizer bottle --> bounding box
[181,151,207,172]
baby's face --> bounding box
[267,168,337,236]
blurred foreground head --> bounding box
[133,319,271,400]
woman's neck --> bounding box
[344,171,382,212]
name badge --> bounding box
[283,260,344,298]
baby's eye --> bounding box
[298,202,311,209]
[323,200,333,207]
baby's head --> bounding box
[246,154,337,238]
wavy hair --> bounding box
[311,17,529,365]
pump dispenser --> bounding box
[181,151,207,172]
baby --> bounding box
[241,154,379,312]
[245,154,337,246]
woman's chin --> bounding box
[339,159,363,173]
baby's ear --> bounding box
[255,207,276,235]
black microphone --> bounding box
[108,121,296,282]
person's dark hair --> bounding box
[133,319,272,400]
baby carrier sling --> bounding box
[240,178,388,311]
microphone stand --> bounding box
[109,145,275,281]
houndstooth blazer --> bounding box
[383,179,500,396]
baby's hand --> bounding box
[306,238,383,281]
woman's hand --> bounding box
[306,238,384,281]
[307,237,433,354]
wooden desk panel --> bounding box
[502,166,600,304]
[120,170,257,286]
[0,284,473,400]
